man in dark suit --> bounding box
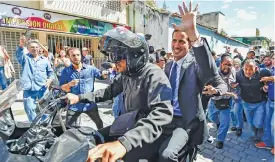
[159,1,227,161]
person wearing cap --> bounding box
[82,47,94,66]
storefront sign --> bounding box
[0,4,130,36]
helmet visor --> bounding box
[108,46,128,63]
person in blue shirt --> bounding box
[60,47,106,129]
[255,54,274,152]
[261,55,273,71]
[230,58,244,136]
[16,36,54,122]
[211,51,221,67]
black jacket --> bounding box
[78,63,173,152]
[236,69,271,103]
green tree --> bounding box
[145,0,157,8]
[220,29,228,36]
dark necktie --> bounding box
[169,62,178,104]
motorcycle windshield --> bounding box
[0,79,22,112]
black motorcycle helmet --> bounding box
[98,27,149,75]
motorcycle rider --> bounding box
[66,1,225,161]
[65,26,174,162]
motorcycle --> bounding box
[0,80,199,162]
[0,80,104,162]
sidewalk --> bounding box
[195,123,274,162]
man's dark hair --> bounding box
[172,30,189,41]
[171,30,192,48]
[66,47,80,56]
[220,54,232,63]
[247,50,256,56]
[172,30,180,37]
[263,55,271,59]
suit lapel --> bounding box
[164,61,173,78]
[179,53,194,82]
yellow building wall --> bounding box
[37,31,47,45]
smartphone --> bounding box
[24,29,32,39]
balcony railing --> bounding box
[42,0,127,24]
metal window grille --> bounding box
[47,34,92,54]
[0,29,37,79]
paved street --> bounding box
[10,81,274,162]
[196,123,274,162]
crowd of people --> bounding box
[209,49,274,153]
[0,1,274,161]
[137,31,275,154]
[14,36,108,130]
